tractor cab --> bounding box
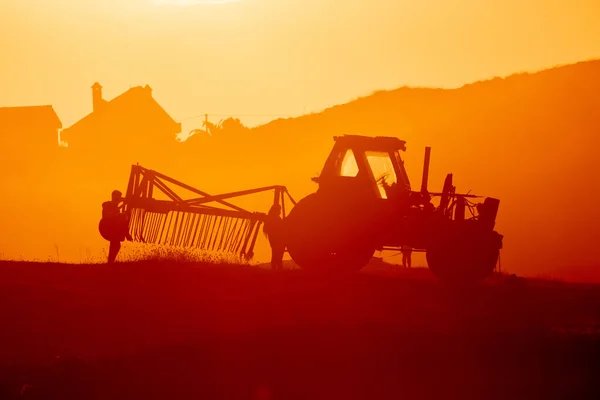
[313,135,412,200]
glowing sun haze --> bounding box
[1,0,598,133]
[153,0,243,5]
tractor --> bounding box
[284,135,503,284]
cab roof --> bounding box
[333,134,407,152]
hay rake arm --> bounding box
[122,165,296,261]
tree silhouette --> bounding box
[220,117,249,135]
[189,117,249,138]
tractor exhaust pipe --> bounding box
[421,146,431,194]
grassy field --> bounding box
[0,260,599,399]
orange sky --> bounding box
[1,0,599,134]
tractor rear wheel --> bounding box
[426,230,502,285]
[285,193,376,273]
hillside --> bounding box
[182,59,600,280]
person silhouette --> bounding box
[401,244,412,268]
[99,190,130,263]
[263,204,285,271]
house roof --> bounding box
[61,85,181,139]
[0,105,62,132]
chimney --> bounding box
[91,82,104,112]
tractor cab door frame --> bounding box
[391,150,412,193]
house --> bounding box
[0,105,62,151]
[60,83,182,154]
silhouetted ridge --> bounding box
[252,59,600,133]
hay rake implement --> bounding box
[119,165,296,260]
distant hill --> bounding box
[184,59,600,279]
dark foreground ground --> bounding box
[0,260,599,399]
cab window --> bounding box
[365,151,397,198]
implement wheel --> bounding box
[285,193,376,273]
[99,216,129,242]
